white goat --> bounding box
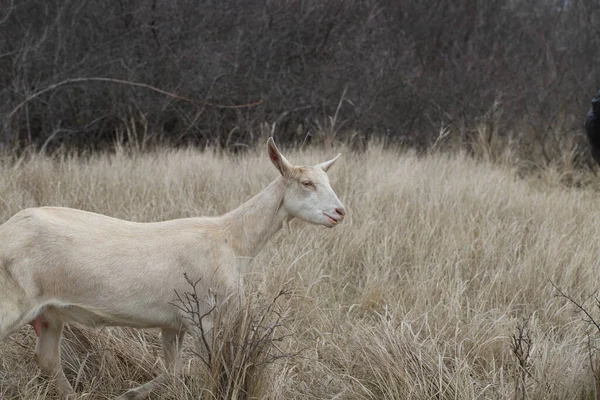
[0,137,346,399]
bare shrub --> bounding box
[553,283,600,399]
[173,274,295,399]
[1,0,599,164]
[511,318,534,400]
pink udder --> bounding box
[30,315,48,337]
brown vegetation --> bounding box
[1,142,600,398]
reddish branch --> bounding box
[8,77,264,120]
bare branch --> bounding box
[0,0,14,25]
[552,282,600,333]
[8,77,264,121]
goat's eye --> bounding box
[301,181,315,188]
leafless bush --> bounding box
[173,274,295,399]
[511,317,534,400]
[0,0,599,162]
[553,283,600,399]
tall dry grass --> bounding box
[1,143,600,398]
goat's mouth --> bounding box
[323,213,340,227]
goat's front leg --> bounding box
[33,319,74,397]
[115,327,186,400]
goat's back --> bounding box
[0,207,236,329]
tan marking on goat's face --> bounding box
[287,166,324,186]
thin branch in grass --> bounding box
[175,276,296,399]
[552,281,600,333]
[586,332,600,400]
[170,273,217,368]
[511,316,533,400]
[552,281,600,399]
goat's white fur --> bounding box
[0,138,345,399]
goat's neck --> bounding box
[221,176,290,259]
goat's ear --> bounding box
[267,137,293,177]
[316,153,341,172]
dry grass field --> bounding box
[2,142,600,399]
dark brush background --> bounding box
[1,0,598,155]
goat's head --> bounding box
[267,137,345,228]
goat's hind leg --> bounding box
[34,319,74,397]
[0,292,73,397]
[115,327,186,400]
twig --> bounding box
[552,282,600,333]
[553,281,600,399]
[170,273,217,368]
[0,0,14,25]
[587,333,600,400]
[511,317,534,400]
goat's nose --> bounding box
[335,207,346,218]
